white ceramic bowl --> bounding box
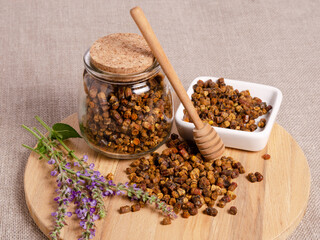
[175,76,283,151]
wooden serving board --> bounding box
[24,113,310,240]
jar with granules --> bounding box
[79,33,173,159]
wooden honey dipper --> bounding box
[130,7,225,160]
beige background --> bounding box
[0,0,319,239]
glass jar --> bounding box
[79,49,173,159]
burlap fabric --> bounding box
[0,0,319,239]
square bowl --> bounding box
[175,76,283,151]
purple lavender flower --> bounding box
[103,189,114,197]
[99,177,106,182]
[90,229,96,237]
[65,187,71,194]
[83,169,90,177]
[80,220,86,229]
[48,158,55,164]
[76,208,88,220]
[130,196,138,201]
[77,179,85,184]
[65,162,71,169]
[68,195,75,201]
[51,212,57,217]
[51,170,57,176]
[89,199,97,207]
[132,184,140,191]
[171,212,178,219]
[63,199,69,205]
[92,214,99,221]
[115,190,125,195]
[83,155,88,162]
[74,162,80,167]
[66,212,72,217]
[108,180,116,186]
[86,184,93,191]
[89,163,95,170]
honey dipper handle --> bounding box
[130,6,204,130]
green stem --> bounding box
[22,144,50,160]
[61,166,90,181]
[22,125,41,140]
[40,139,55,154]
[32,128,61,160]
[56,157,64,176]
[57,138,81,162]
[35,116,52,133]
[22,144,37,152]
[35,116,82,164]
[33,127,48,140]
[33,134,64,174]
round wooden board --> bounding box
[24,113,310,240]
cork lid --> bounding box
[89,33,154,75]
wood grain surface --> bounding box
[24,113,310,240]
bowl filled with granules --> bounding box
[175,76,282,151]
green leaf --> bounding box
[35,141,47,154]
[51,123,82,140]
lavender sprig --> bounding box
[22,116,176,240]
